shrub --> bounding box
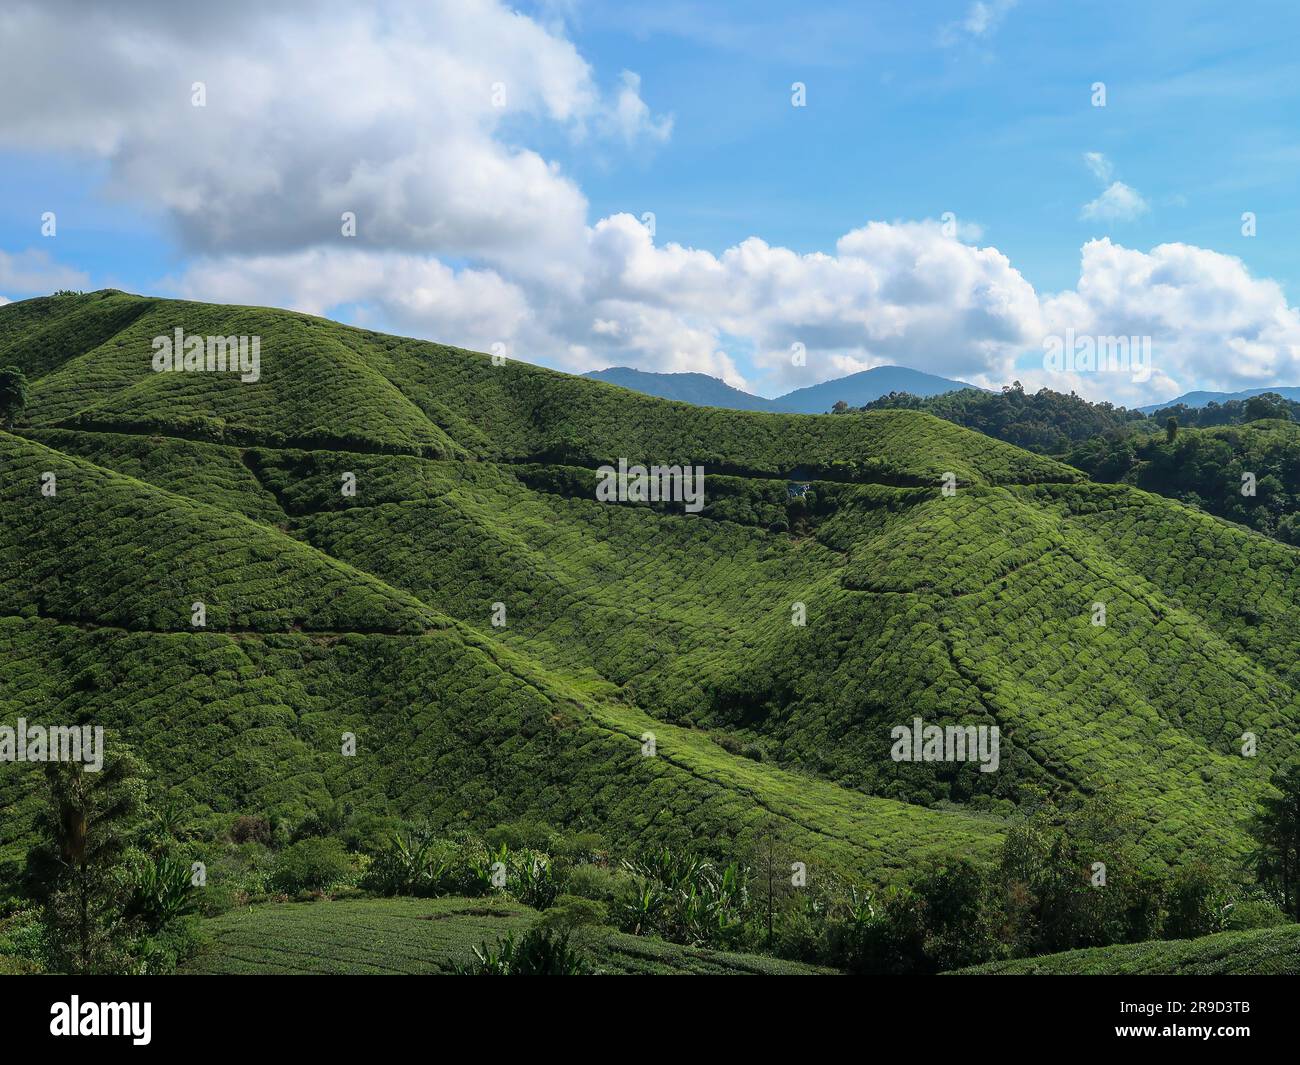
[340,812,404,855]
[193,842,275,914]
[1224,898,1288,931]
[229,815,273,846]
[0,909,47,974]
[0,366,27,428]
[512,852,560,910]
[909,860,1004,972]
[269,838,353,895]
[531,896,608,937]
[484,821,553,852]
[134,917,205,975]
[616,848,749,948]
[125,853,200,930]
[769,892,830,963]
[550,832,607,864]
[846,886,927,975]
[361,829,450,897]
[564,863,625,902]
[453,928,594,975]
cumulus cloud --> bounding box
[1079,153,1148,225]
[165,209,1300,408]
[171,248,531,355]
[170,214,1044,395]
[0,0,668,269]
[1035,239,1300,404]
[1081,181,1149,224]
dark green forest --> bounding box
[856,383,1300,542]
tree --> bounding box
[749,818,796,947]
[909,859,1002,971]
[1244,392,1292,422]
[999,792,1161,955]
[0,366,27,428]
[1276,512,1300,547]
[1163,859,1228,939]
[1166,415,1178,443]
[1247,761,1300,920]
[26,745,149,973]
[831,400,849,414]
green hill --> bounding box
[954,924,1300,975]
[2,289,1298,895]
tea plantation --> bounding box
[179,896,829,975]
[955,923,1300,975]
[2,289,1298,909]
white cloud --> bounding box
[0,0,669,269]
[0,248,89,296]
[1083,151,1114,183]
[941,0,1018,45]
[1081,181,1149,224]
[172,247,531,356]
[171,214,1043,395]
[1037,239,1300,404]
[604,71,674,145]
[165,202,1300,408]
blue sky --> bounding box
[2,0,1300,406]
[564,0,1300,295]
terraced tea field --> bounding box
[956,924,1300,975]
[181,897,829,975]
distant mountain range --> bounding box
[582,367,776,411]
[1139,386,1300,414]
[584,364,981,414]
[589,367,1300,418]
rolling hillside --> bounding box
[2,290,1297,894]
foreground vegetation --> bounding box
[4,751,1296,975]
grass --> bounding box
[954,924,1300,975]
[180,896,830,975]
